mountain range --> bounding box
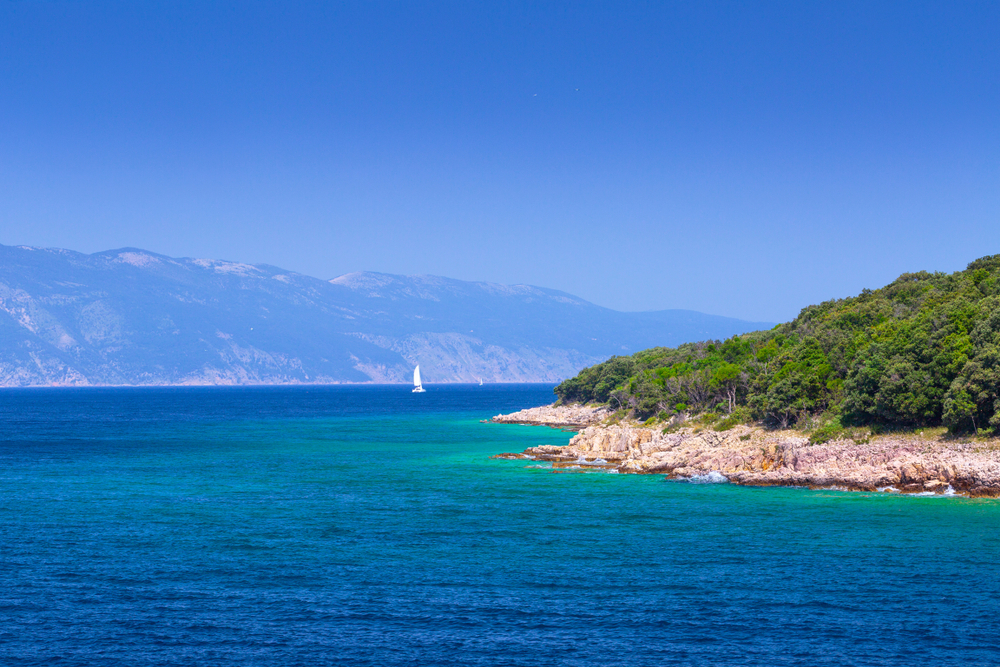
[0,244,773,386]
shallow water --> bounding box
[1,385,998,666]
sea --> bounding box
[1,384,998,666]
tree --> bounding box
[943,383,978,433]
[710,362,741,413]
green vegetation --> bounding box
[555,256,1000,435]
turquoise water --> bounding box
[1,385,999,666]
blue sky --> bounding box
[1,1,997,322]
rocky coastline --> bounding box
[491,405,1000,498]
[490,404,610,430]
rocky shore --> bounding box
[490,404,610,429]
[491,405,1000,497]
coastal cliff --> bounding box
[492,405,1000,497]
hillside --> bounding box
[555,255,1000,434]
[0,244,771,386]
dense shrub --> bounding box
[554,256,1000,433]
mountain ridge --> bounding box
[0,244,773,386]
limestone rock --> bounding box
[503,416,1000,497]
[492,404,610,429]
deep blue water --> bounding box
[1,385,999,666]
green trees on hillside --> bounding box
[554,255,1000,434]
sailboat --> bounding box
[479,378,484,386]
[412,365,426,393]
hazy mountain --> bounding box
[0,245,773,386]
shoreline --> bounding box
[491,405,1000,498]
[490,404,610,430]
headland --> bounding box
[492,405,1000,497]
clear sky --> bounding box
[1,1,997,322]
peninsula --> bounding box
[493,256,1000,497]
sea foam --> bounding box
[687,471,729,484]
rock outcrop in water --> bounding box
[492,406,1000,497]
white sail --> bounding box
[412,365,425,392]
